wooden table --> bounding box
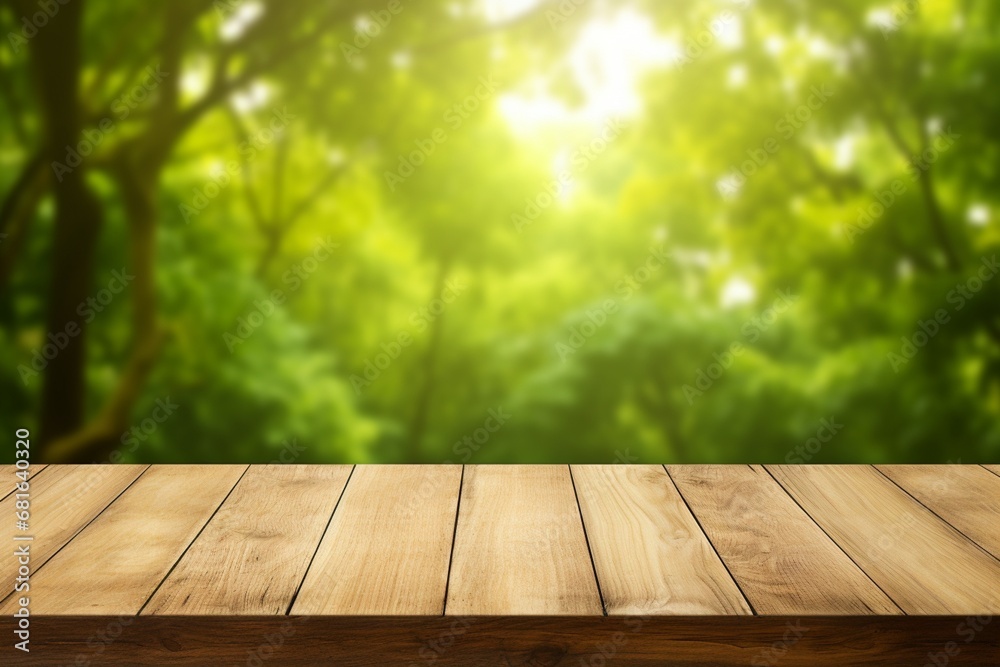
[3,464,999,665]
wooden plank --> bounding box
[292,464,460,615]
[768,465,1000,614]
[667,465,899,614]
[0,464,146,603]
[2,464,47,501]
[0,465,246,615]
[446,465,602,615]
[878,465,1000,559]
[144,465,353,615]
[572,465,750,615]
[983,464,1000,478]
[6,616,1000,667]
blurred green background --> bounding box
[1,0,998,463]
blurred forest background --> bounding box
[1,0,998,463]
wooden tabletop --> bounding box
[4,464,999,618]
[5,463,1000,665]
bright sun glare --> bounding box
[495,6,678,132]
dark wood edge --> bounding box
[2,615,997,666]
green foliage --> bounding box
[1,0,998,462]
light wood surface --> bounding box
[0,464,146,603]
[668,465,900,614]
[292,464,460,615]
[5,464,998,619]
[2,463,48,501]
[1,465,246,614]
[877,464,1000,559]
[144,465,352,614]
[573,465,751,614]
[446,465,603,615]
[768,465,1000,614]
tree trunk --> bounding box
[23,0,105,449]
[44,164,164,462]
[404,260,450,461]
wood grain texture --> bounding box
[0,464,146,604]
[291,464,461,615]
[572,465,750,615]
[446,465,603,615]
[878,465,1000,559]
[2,463,47,500]
[667,465,900,615]
[768,465,1000,614]
[143,465,352,615]
[5,616,999,667]
[982,464,1000,478]
[4,464,999,627]
[0,465,246,615]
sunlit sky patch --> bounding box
[720,276,756,308]
[180,57,211,102]
[497,8,679,132]
[391,51,412,69]
[231,81,271,112]
[551,152,576,201]
[897,258,914,280]
[764,35,785,55]
[482,0,539,23]
[220,1,264,42]
[865,7,898,33]
[967,204,990,227]
[832,134,855,170]
[715,13,744,49]
[727,63,748,88]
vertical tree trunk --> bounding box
[404,259,450,461]
[43,163,164,463]
[24,0,105,449]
